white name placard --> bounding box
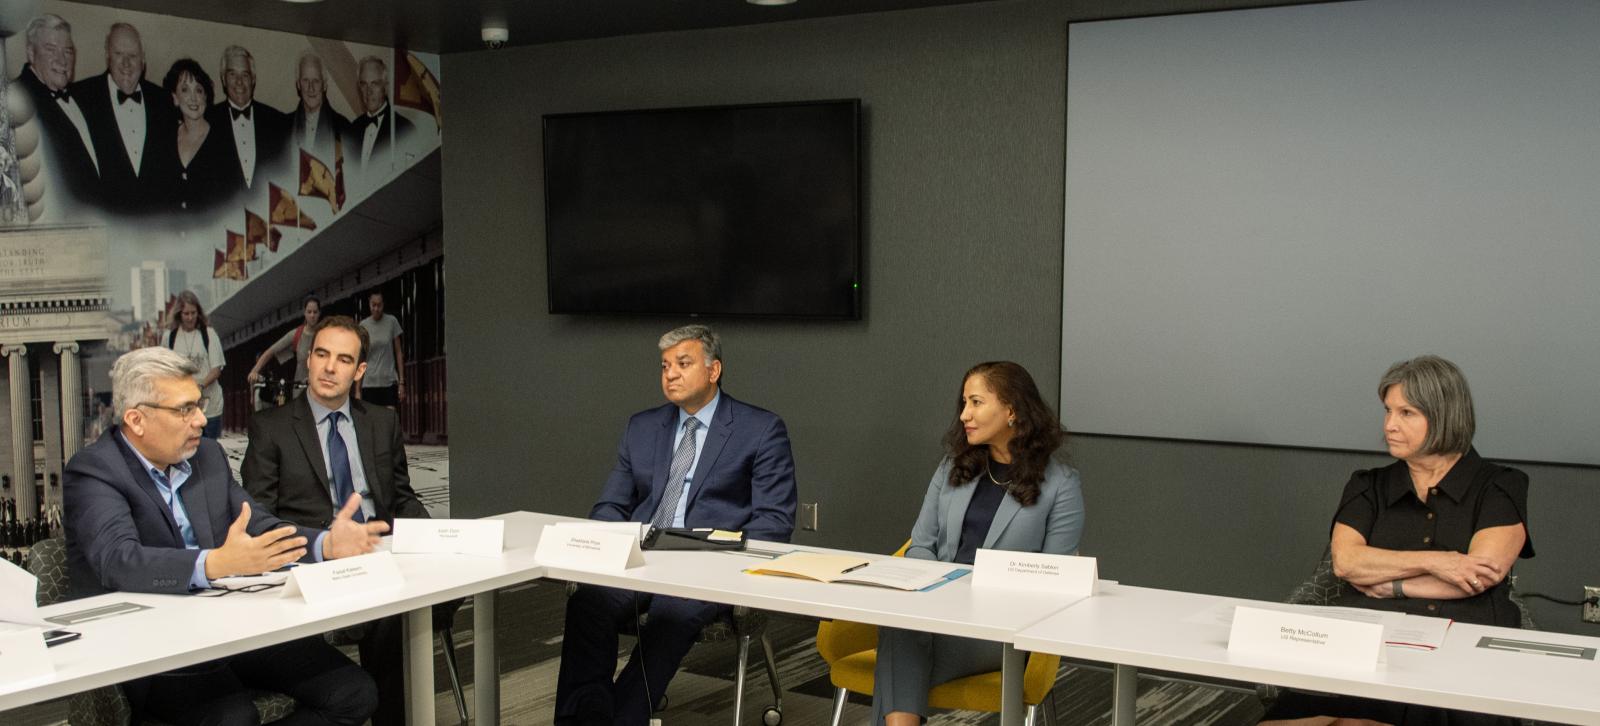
[1228,605,1384,670]
[283,551,405,604]
[972,550,1098,596]
[0,627,53,686]
[391,518,506,557]
[534,525,644,573]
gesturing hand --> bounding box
[205,502,307,580]
[322,494,391,560]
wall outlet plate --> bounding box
[1584,587,1600,624]
[799,502,819,531]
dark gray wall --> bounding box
[442,0,1600,635]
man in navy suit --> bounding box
[64,346,387,726]
[555,325,798,725]
[71,22,174,215]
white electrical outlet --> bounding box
[1584,586,1600,624]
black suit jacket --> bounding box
[242,396,427,530]
[350,104,415,172]
[14,65,102,208]
[292,103,350,168]
[205,99,291,191]
[63,426,321,600]
[71,73,176,214]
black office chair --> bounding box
[565,582,785,725]
[26,537,295,726]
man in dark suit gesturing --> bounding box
[242,314,430,726]
[555,325,799,725]
[64,346,385,726]
[71,22,173,214]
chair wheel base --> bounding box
[762,705,783,726]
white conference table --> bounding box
[0,545,546,726]
[1013,583,1600,726]
[504,511,1086,726]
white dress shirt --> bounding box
[228,101,257,187]
[106,75,145,173]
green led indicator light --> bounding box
[852,283,859,289]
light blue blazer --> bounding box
[904,456,1085,562]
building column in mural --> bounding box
[2,343,34,518]
[53,340,79,492]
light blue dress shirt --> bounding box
[120,433,210,590]
[307,396,377,521]
[668,391,719,528]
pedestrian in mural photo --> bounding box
[358,291,405,408]
[163,290,226,438]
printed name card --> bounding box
[534,524,645,573]
[282,551,405,604]
[1228,605,1384,670]
[391,518,506,557]
[971,550,1098,597]
[0,627,54,685]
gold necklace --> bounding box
[985,460,1012,486]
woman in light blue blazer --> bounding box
[874,361,1086,726]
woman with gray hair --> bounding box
[1261,355,1532,726]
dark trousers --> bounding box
[133,636,376,726]
[554,584,729,725]
[359,615,406,726]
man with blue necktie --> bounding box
[555,325,799,725]
[242,315,429,726]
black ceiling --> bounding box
[77,0,1010,54]
[76,0,1322,54]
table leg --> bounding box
[1000,643,1026,726]
[1112,664,1138,726]
[407,607,436,726]
[474,590,500,725]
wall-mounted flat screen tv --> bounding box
[543,99,862,319]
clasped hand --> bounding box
[1429,551,1501,595]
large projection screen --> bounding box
[1062,0,1600,465]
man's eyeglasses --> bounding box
[194,581,282,597]
[136,399,209,418]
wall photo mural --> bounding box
[0,0,442,532]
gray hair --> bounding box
[296,51,326,82]
[1378,354,1475,456]
[25,14,72,49]
[358,55,388,82]
[111,347,199,420]
[658,325,721,365]
[220,45,255,75]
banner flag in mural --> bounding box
[299,149,343,214]
[212,247,245,281]
[245,210,269,260]
[395,49,442,131]
[268,182,316,231]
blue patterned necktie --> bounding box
[326,411,364,523]
[651,418,701,529]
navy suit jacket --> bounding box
[590,391,798,543]
[63,426,320,600]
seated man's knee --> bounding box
[191,693,261,726]
[308,666,379,726]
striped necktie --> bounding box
[651,418,701,529]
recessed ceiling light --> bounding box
[747,0,798,6]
